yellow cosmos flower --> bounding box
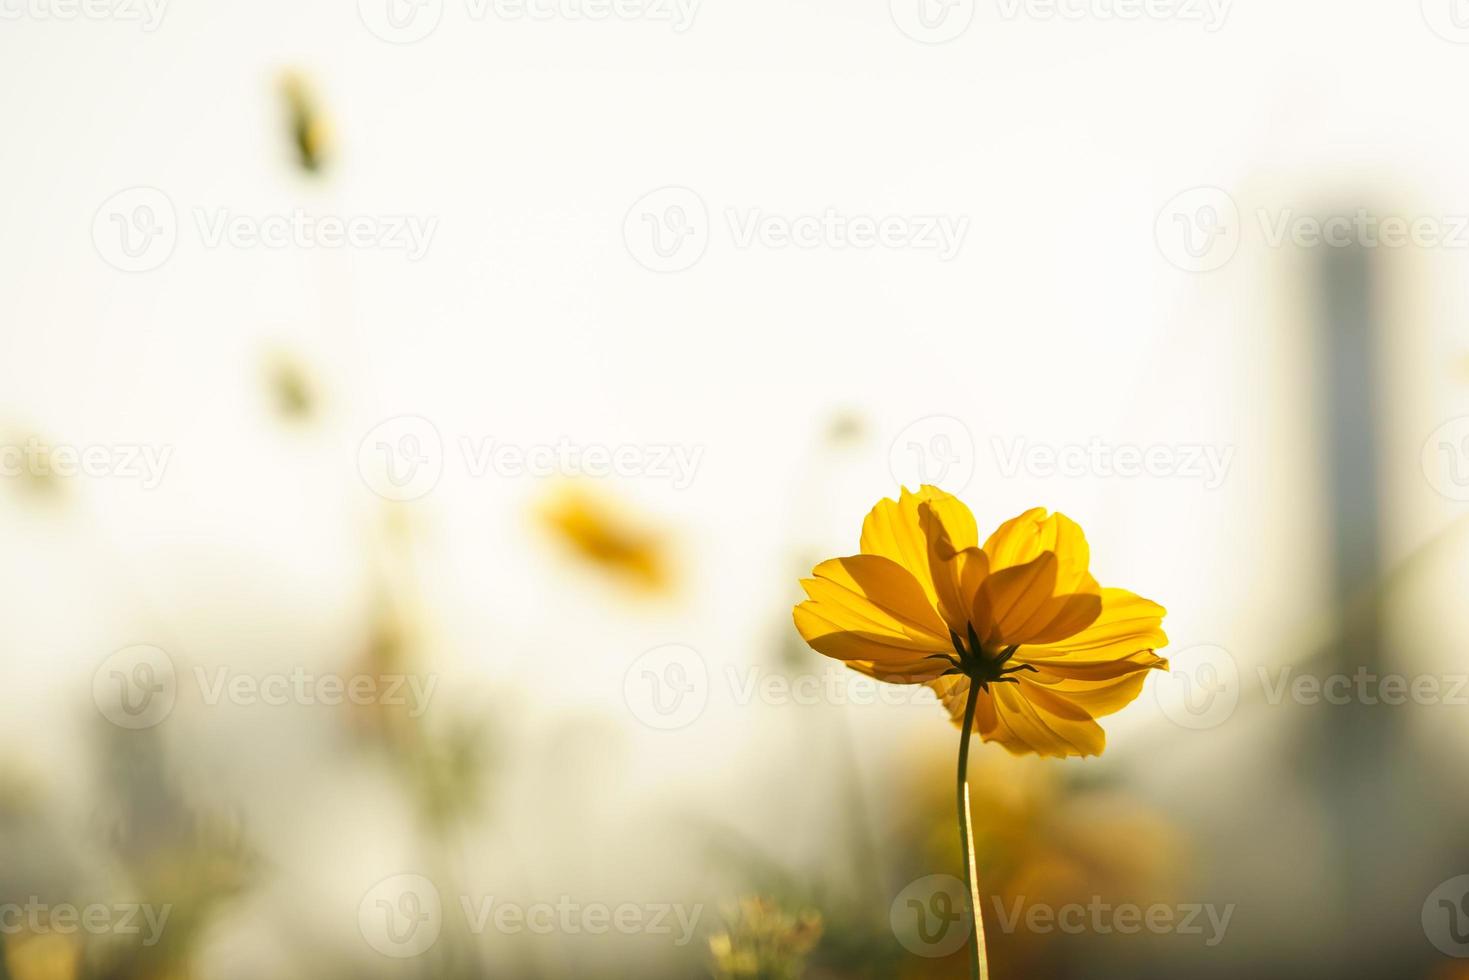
[793,485,1168,758]
[539,484,672,592]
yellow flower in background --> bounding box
[539,484,672,592]
[2,932,79,980]
[708,897,823,980]
[793,486,1167,758]
[279,71,331,174]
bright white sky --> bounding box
[5,0,1469,973]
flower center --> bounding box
[934,623,1038,690]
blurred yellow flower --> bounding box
[279,71,331,174]
[2,932,78,980]
[794,485,1168,758]
[708,897,822,980]
[539,484,672,592]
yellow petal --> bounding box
[1018,588,1168,665]
[1012,587,1169,718]
[929,676,1106,757]
[920,507,991,632]
[972,553,1098,647]
[859,486,978,608]
[983,508,1092,593]
[793,554,950,681]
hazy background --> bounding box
[3,0,1469,976]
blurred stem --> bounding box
[956,681,988,980]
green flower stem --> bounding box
[956,679,989,980]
